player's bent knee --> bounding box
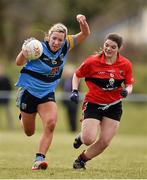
[45,119,56,132]
[82,135,96,146]
[24,129,35,136]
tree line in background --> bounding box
[0,0,147,93]
[0,0,147,62]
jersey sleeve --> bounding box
[124,61,134,85]
[66,35,76,51]
[75,57,92,78]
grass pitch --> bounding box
[0,101,147,178]
[0,130,147,179]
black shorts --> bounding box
[17,89,55,113]
[83,101,123,121]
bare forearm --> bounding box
[72,73,81,90]
[74,14,90,44]
[16,51,27,66]
[79,20,90,36]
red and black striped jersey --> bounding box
[76,53,134,104]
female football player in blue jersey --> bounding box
[15,14,90,170]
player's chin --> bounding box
[105,52,113,58]
[51,46,60,52]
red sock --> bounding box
[78,150,91,162]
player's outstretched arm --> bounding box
[73,14,90,44]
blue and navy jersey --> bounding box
[16,35,76,98]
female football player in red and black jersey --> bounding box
[70,33,134,169]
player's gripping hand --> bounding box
[22,37,35,58]
[120,89,128,98]
[70,90,79,104]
